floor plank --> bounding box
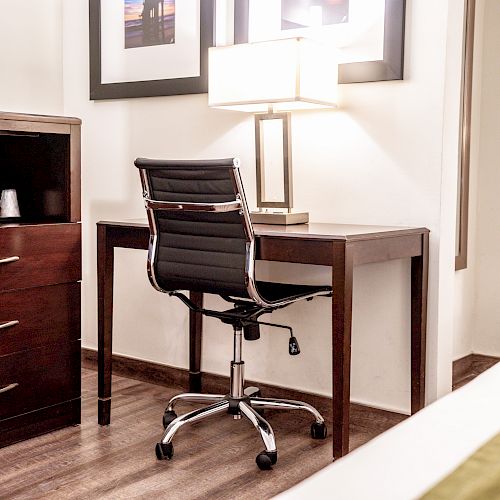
[0,368,405,499]
[452,355,499,390]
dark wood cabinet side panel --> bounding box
[69,124,81,222]
[0,283,81,356]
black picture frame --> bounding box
[234,0,406,84]
[89,0,215,100]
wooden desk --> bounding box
[97,220,429,460]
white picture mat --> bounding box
[215,0,234,46]
[247,0,385,64]
[101,0,200,84]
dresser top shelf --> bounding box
[0,111,81,126]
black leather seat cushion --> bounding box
[255,281,331,305]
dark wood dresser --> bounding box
[0,112,81,448]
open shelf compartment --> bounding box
[0,130,72,225]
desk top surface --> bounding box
[98,219,429,242]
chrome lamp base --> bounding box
[155,326,327,470]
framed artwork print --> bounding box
[89,0,215,100]
[234,0,406,84]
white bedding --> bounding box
[276,362,500,500]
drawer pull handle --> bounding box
[0,256,19,265]
[0,320,19,330]
[0,383,19,394]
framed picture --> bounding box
[234,0,406,84]
[89,0,215,100]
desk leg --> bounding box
[332,242,354,460]
[189,291,203,392]
[410,232,429,413]
[97,224,114,426]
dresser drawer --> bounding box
[0,223,81,292]
[0,283,80,356]
[0,341,80,421]
[0,399,80,449]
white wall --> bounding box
[59,0,464,413]
[0,0,63,115]
[471,0,500,355]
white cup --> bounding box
[0,189,21,218]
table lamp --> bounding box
[208,37,338,224]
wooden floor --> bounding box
[452,354,500,390]
[0,368,407,500]
[2,355,498,500]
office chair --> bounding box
[135,157,332,470]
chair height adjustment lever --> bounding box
[288,334,300,356]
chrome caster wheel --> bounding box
[311,422,327,439]
[155,442,174,460]
[256,450,277,470]
[162,410,177,429]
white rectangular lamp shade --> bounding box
[208,38,338,112]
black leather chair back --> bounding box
[135,158,251,297]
